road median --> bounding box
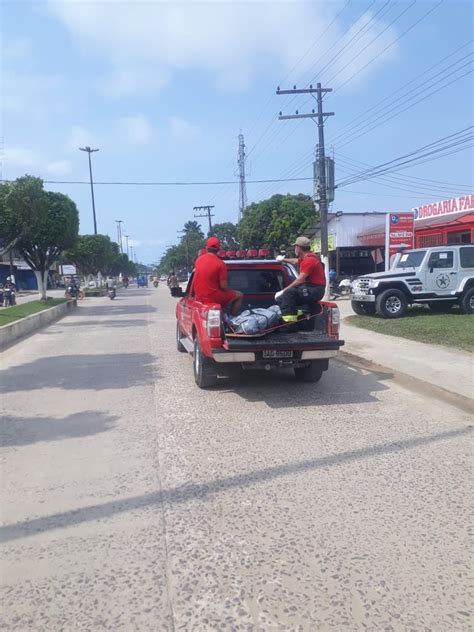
[0,299,77,351]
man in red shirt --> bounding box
[193,237,243,315]
[276,236,326,322]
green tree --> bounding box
[239,193,317,250]
[209,222,239,249]
[66,234,118,278]
[0,175,79,299]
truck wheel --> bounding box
[459,287,474,314]
[193,337,217,388]
[294,362,324,383]
[375,289,408,319]
[428,301,455,313]
[176,323,186,352]
[351,301,375,316]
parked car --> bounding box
[351,244,474,318]
[173,259,344,388]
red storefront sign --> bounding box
[385,212,414,270]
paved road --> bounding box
[1,287,472,630]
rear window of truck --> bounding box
[227,269,285,294]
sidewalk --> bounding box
[336,297,473,407]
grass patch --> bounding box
[346,307,473,352]
[0,299,67,327]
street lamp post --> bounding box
[125,235,130,257]
[79,146,99,234]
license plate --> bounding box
[262,350,293,359]
[353,294,368,301]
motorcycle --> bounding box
[153,280,159,288]
[331,278,352,299]
[2,286,16,307]
[65,285,79,300]
[107,287,116,300]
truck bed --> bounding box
[224,309,343,351]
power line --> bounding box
[336,128,474,187]
[324,0,418,86]
[330,0,445,96]
[328,39,473,144]
[1,176,316,186]
[332,64,473,149]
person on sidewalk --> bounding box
[193,237,243,315]
[275,236,326,323]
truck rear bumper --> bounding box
[213,351,255,363]
[212,348,340,363]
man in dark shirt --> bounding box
[193,237,243,315]
[276,236,326,322]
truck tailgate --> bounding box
[224,330,344,351]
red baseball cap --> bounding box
[207,236,221,250]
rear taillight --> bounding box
[330,306,340,337]
[207,309,222,338]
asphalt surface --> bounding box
[1,286,472,630]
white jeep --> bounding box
[351,245,474,318]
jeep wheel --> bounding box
[294,362,323,383]
[193,337,217,388]
[375,289,408,319]
[176,322,186,352]
[459,287,474,315]
[351,301,376,316]
[428,301,455,313]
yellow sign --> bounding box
[311,235,335,252]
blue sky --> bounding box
[2,0,473,263]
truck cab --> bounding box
[174,259,344,388]
[351,244,474,318]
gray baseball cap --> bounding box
[292,236,311,248]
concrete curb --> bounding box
[0,300,77,352]
[337,350,473,415]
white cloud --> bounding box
[45,160,73,176]
[4,147,38,169]
[68,125,95,150]
[169,116,201,143]
[47,1,398,96]
[116,114,154,145]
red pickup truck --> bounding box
[174,259,344,388]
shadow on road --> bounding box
[0,353,157,393]
[0,411,117,448]
[211,362,392,407]
[58,319,148,328]
[1,425,471,542]
[82,304,156,316]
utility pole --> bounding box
[277,83,334,264]
[237,133,247,222]
[193,206,215,234]
[115,220,123,253]
[79,146,99,234]
[125,235,130,257]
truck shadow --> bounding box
[216,361,392,407]
[0,411,117,448]
[0,353,158,393]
